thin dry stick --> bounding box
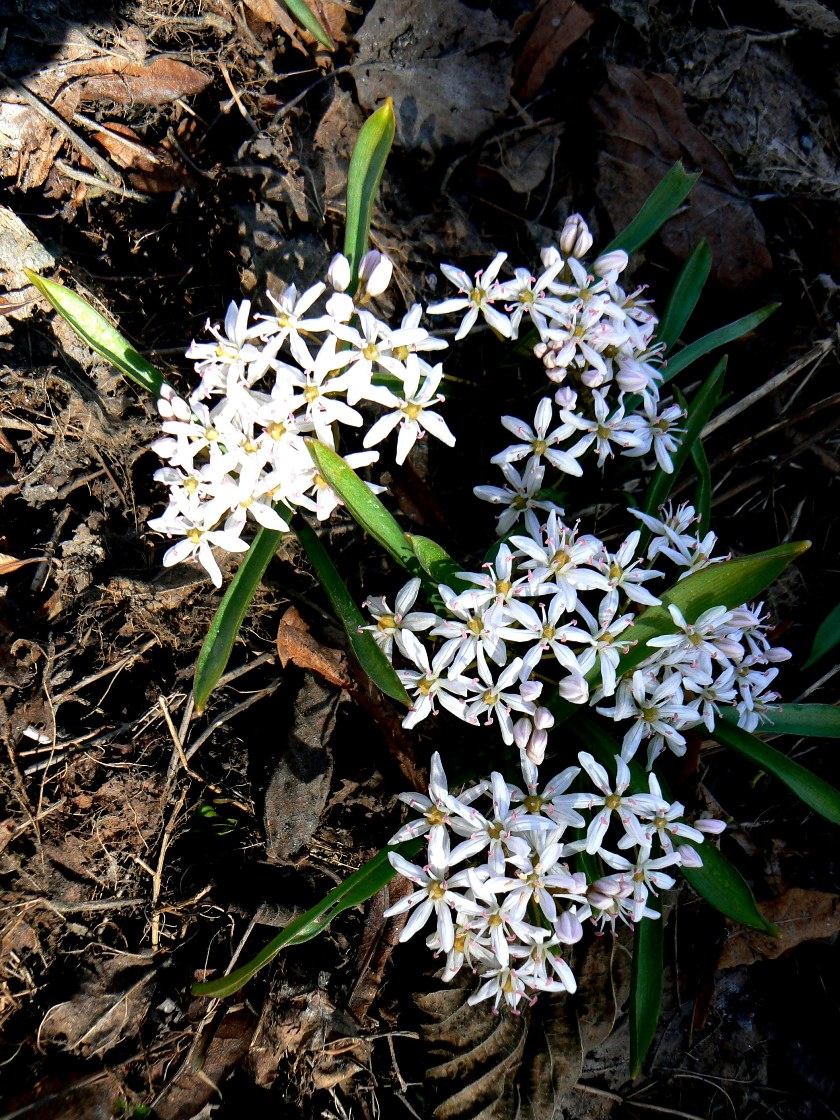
[150,788,188,951]
[702,335,836,437]
[184,683,280,762]
[220,63,257,131]
[574,1083,708,1120]
[0,70,123,185]
[52,639,157,704]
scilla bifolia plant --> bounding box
[28,101,840,1076]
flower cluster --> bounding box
[147,251,454,584]
[384,752,724,1013]
[429,213,684,494]
[365,502,790,768]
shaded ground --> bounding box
[1,1,839,1117]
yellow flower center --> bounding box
[377,615,397,631]
[605,793,622,810]
[402,402,422,421]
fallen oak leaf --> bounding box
[75,56,211,106]
[0,553,47,576]
[276,605,352,689]
[90,122,194,193]
[591,65,772,287]
[513,0,594,102]
[717,887,840,969]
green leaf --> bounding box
[615,540,810,681]
[713,718,840,826]
[690,430,713,537]
[661,304,779,384]
[406,534,470,593]
[602,163,700,256]
[629,894,664,1077]
[681,839,778,934]
[295,518,409,705]
[639,356,727,522]
[723,703,840,739]
[192,839,421,998]
[343,100,395,292]
[193,521,287,713]
[804,602,840,669]
[25,269,168,398]
[306,439,419,574]
[657,240,712,352]
[281,0,334,48]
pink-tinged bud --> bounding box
[616,360,650,394]
[593,249,628,278]
[327,253,351,292]
[591,876,623,897]
[677,844,704,868]
[533,341,548,360]
[580,365,607,388]
[559,214,593,258]
[540,245,562,270]
[520,680,542,703]
[554,385,578,410]
[325,291,354,323]
[557,671,589,705]
[527,729,547,765]
[555,911,583,945]
[359,250,393,297]
[715,638,746,661]
[587,890,611,909]
[765,646,792,662]
[694,817,726,835]
[534,706,555,730]
[513,717,531,752]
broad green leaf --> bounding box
[690,430,713,537]
[343,100,395,292]
[661,304,779,384]
[306,439,419,573]
[639,356,726,521]
[629,894,664,1077]
[803,601,840,669]
[25,269,168,397]
[602,163,700,256]
[681,839,777,934]
[723,703,840,739]
[406,534,469,593]
[281,0,334,48]
[295,518,409,704]
[713,718,840,825]
[192,839,421,998]
[193,521,287,712]
[658,241,712,352]
[615,541,810,680]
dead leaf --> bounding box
[513,0,595,102]
[242,0,308,52]
[775,0,840,34]
[591,65,773,287]
[276,605,351,688]
[38,958,156,1057]
[153,1008,256,1120]
[718,888,840,969]
[91,122,193,193]
[75,57,211,106]
[263,672,339,863]
[353,0,515,159]
[0,554,46,576]
[481,124,562,195]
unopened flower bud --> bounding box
[534,705,554,731]
[559,214,593,258]
[325,291,354,322]
[593,249,628,278]
[615,360,650,394]
[557,671,589,705]
[513,717,531,753]
[359,249,393,297]
[676,844,704,868]
[694,817,726,835]
[520,679,542,703]
[327,252,351,292]
[555,911,584,944]
[580,365,608,388]
[540,245,562,270]
[527,729,547,765]
[591,876,623,897]
[554,385,577,410]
